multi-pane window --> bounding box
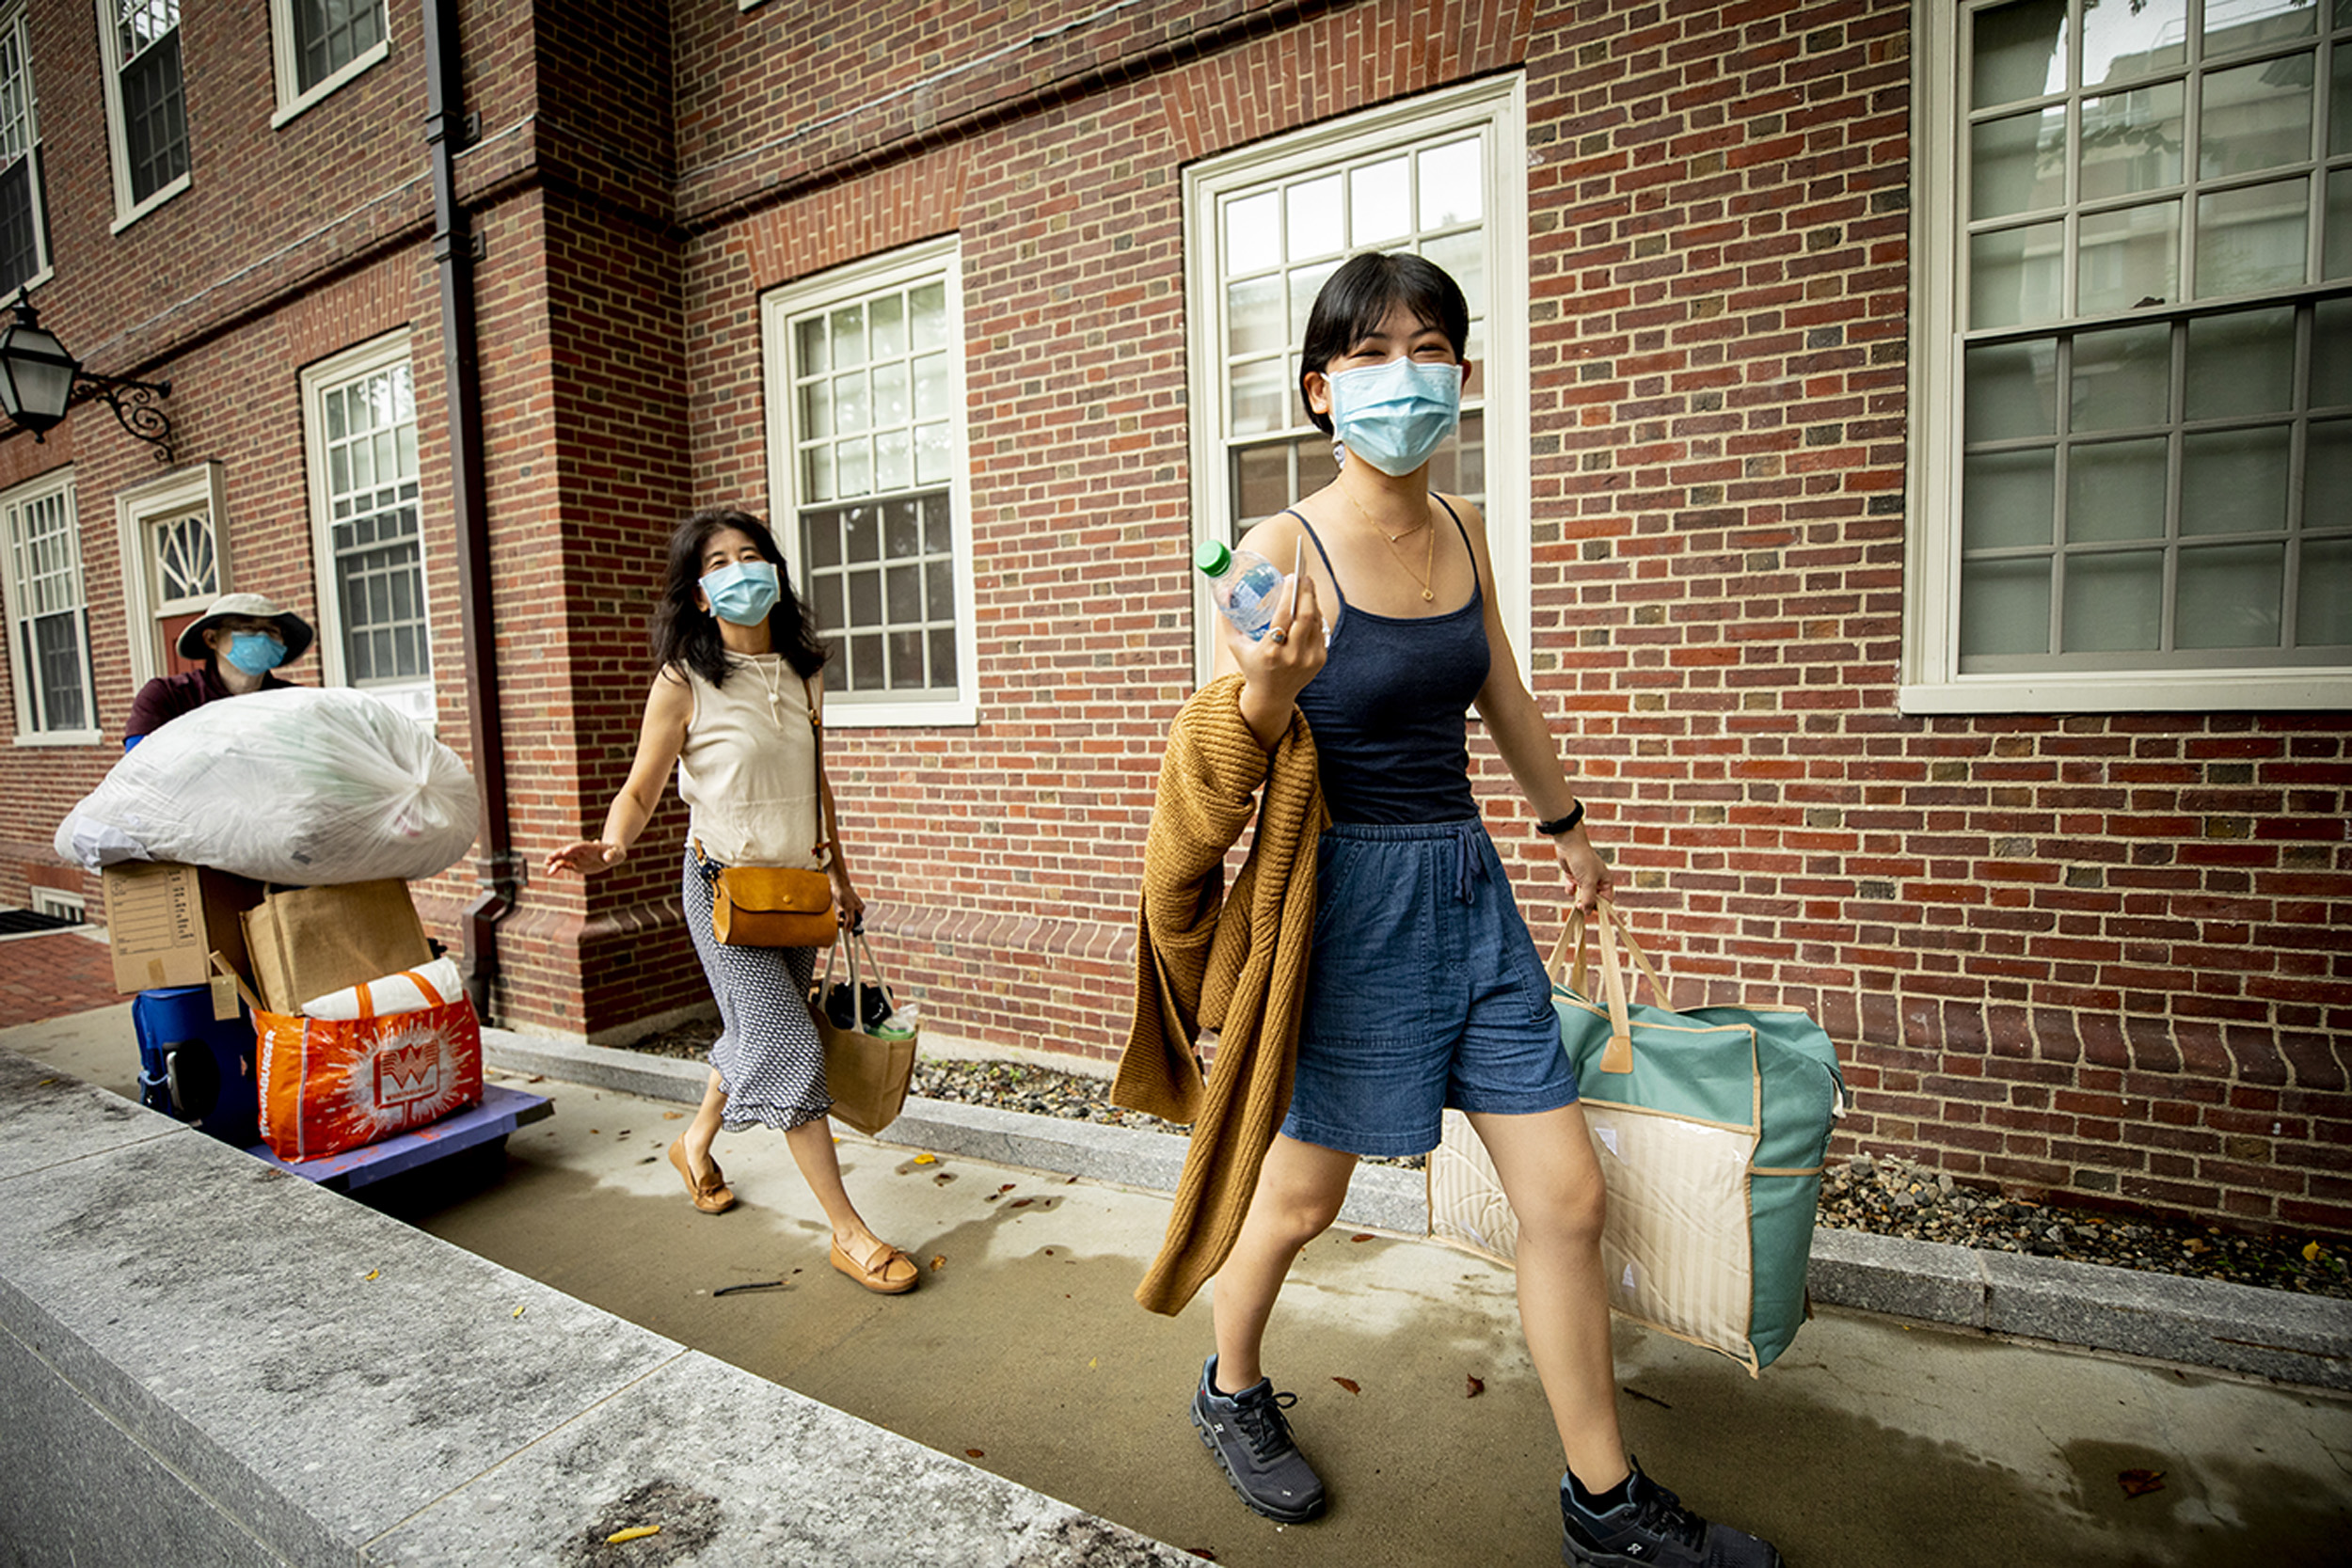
[2,471,94,738]
[762,238,974,723]
[1183,76,1531,675]
[271,0,388,119]
[0,4,48,294]
[1910,0,2352,709]
[1215,135,1490,537]
[293,0,383,92]
[305,340,431,721]
[100,0,189,220]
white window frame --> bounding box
[0,0,53,296]
[267,0,389,129]
[28,885,85,922]
[301,331,435,724]
[1,467,99,746]
[759,236,979,728]
[1903,0,2352,714]
[1182,74,1534,686]
[114,461,230,693]
[95,0,192,230]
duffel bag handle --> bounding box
[1549,900,1677,1075]
[1549,901,1675,1010]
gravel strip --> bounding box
[622,1026,2349,1300]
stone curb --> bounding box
[0,1045,1194,1567]
[485,1029,2352,1393]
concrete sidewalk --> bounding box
[6,1003,2351,1567]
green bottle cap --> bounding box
[1193,539,1234,576]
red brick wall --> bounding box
[657,0,2349,1240]
[2,0,2343,1244]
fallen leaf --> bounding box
[1350,1233,1375,1243]
[661,1110,683,1120]
[589,1129,601,1135]
[1332,1377,1359,1394]
[605,1525,660,1544]
[512,1306,526,1319]
[1043,1248,1055,1257]
[1009,1198,1033,1210]
[362,1269,379,1282]
[2304,1241,2326,1263]
[914,1153,937,1164]
[616,1130,631,1138]
[1185,1549,1220,1561]
[1466,1375,1485,1398]
[1065,1175,1079,1184]
[930,1255,947,1271]
[998,1183,1017,1193]
[966,1449,985,1459]
[2118,1469,2166,1498]
[933,1172,958,1185]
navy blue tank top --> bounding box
[1291,498,1489,824]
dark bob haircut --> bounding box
[1297,251,1471,435]
[649,507,830,688]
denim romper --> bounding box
[1281,500,1577,1159]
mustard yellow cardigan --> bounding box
[1113,673,1327,1316]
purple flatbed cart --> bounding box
[246,1083,552,1193]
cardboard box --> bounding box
[242,879,435,1016]
[103,863,264,995]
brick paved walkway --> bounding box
[0,928,123,1026]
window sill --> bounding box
[270,39,390,130]
[824,696,977,729]
[110,173,191,236]
[1899,669,2352,715]
[11,728,103,748]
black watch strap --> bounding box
[1536,800,1585,836]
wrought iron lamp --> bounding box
[0,291,175,464]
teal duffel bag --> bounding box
[1553,901,1847,1374]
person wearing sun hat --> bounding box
[123,592,315,747]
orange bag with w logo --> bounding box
[254,968,483,1161]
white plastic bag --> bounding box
[55,687,480,885]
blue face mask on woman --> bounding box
[702,560,782,626]
[224,631,288,675]
[1327,356,1463,476]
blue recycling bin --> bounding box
[132,984,258,1148]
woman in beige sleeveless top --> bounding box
[547,508,917,1294]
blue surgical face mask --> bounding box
[224,631,288,675]
[1327,356,1463,476]
[701,560,781,626]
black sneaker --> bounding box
[1561,1457,1782,1567]
[1189,1355,1327,1524]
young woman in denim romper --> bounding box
[1189,254,1779,1568]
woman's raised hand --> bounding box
[1227,569,1327,750]
[545,839,627,878]
[1228,569,1327,695]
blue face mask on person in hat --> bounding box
[1327,355,1464,476]
[701,560,782,626]
[224,631,289,675]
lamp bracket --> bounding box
[70,371,176,466]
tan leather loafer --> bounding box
[830,1237,919,1294]
[668,1136,737,1214]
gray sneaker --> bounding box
[1561,1457,1782,1567]
[1189,1355,1327,1524]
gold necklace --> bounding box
[1337,477,1437,601]
[1337,473,1432,543]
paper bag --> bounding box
[242,879,432,1016]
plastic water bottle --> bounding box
[1194,540,1284,640]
